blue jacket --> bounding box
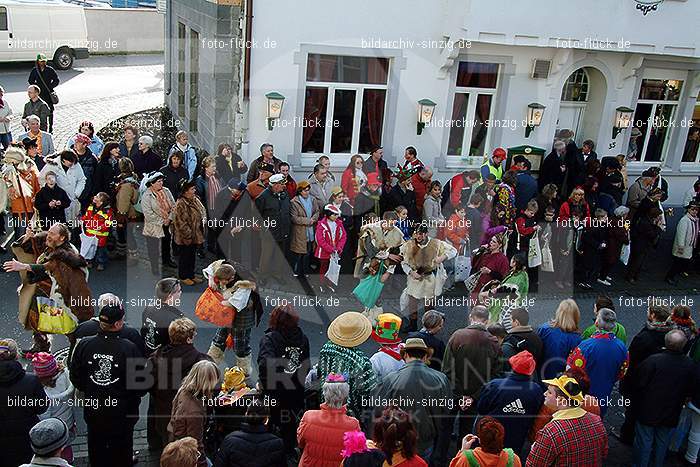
[568,332,628,416]
[477,372,544,454]
[514,171,538,211]
[536,324,582,380]
[169,144,197,180]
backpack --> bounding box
[464,448,514,467]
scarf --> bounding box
[378,344,402,361]
[207,175,222,210]
[300,195,314,241]
[153,188,172,219]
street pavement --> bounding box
[1,55,700,466]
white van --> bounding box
[0,0,90,69]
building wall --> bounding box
[164,0,243,154]
[85,8,164,54]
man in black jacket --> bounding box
[539,141,567,194]
[141,278,184,355]
[70,299,147,467]
[632,330,695,467]
[28,54,59,133]
[501,308,543,370]
[385,169,419,223]
[254,174,291,284]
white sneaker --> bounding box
[597,278,612,286]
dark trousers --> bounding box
[627,244,648,280]
[178,243,197,280]
[667,256,691,281]
[87,419,135,467]
[294,241,313,276]
[48,111,54,134]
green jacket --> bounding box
[582,322,627,344]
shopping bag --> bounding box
[540,242,554,272]
[325,253,340,286]
[79,232,98,260]
[528,234,543,268]
[620,242,631,266]
[36,297,77,335]
[352,264,386,308]
[195,287,236,327]
[454,254,472,282]
[399,288,409,314]
[434,263,448,296]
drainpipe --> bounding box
[164,0,172,96]
[243,0,252,100]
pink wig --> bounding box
[340,430,369,458]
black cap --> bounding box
[258,162,274,173]
[99,303,125,325]
[22,137,38,150]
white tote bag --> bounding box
[79,232,98,260]
[620,241,631,266]
[540,242,554,272]
[325,252,341,286]
[434,263,448,296]
[528,233,543,268]
[454,253,472,282]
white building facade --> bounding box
[167,0,700,205]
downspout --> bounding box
[164,0,172,96]
[243,0,253,100]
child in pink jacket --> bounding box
[315,204,347,292]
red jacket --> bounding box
[341,168,360,204]
[314,217,347,259]
[297,404,360,467]
[81,205,113,247]
[449,173,467,209]
[557,201,591,224]
[286,176,298,200]
[445,213,469,250]
[412,173,431,213]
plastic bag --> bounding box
[620,242,631,266]
[36,297,77,335]
[541,242,554,272]
[528,233,543,268]
[79,232,98,260]
[195,287,236,327]
[434,263,448,296]
[325,252,340,286]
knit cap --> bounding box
[32,352,59,378]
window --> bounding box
[447,62,499,161]
[189,28,199,133]
[682,103,700,164]
[301,54,388,158]
[177,22,186,118]
[0,7,7,31]
[561,69,589,102]
[628,79,684,163]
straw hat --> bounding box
[328,311,372,348]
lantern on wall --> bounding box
[612,106,634,138]
[265,92,285,131]
[525,102,545,138]
[417,99,437,135]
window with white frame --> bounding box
[301,54,389,161]
[681,101,700,164]
[628,79,683,163]
[561,69,589,102]
[446,62,499,163]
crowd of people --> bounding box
[0,55,700,467]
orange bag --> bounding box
[195,287,236,327]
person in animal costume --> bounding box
[3,222,93,354]
[0,145,41,244]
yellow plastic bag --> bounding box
[36,297,78,335]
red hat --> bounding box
[32,352,59,379]
[492,147,506,159]
[509,350,535,376]
[366,172,381,186]
[74,133,91,145]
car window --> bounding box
[0,7,7,31]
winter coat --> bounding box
[246,154,282,183]
[634,350,695,427]
[215,153,247,185]
[297,404,361,467]
[67,134,104,158]
[22,99,51,131]
[118,140,139,159]
[38,368,75,437]
[514,171,538,211]
[375,360,452,453]
[69,330,145,423]
[141,187,175,238]
[626,179,650,212]
[195,173,225,214]
[0,97,12,134]
[630,215,662,252]
[386,184,419,221]
[76,149,97,204]
[91,157,117,199]
[603,215,629,265]
[289,195,321,254]
[557,200,591,224]
[536,324,582,380]
[442,324,501,399]
[538,151,566,192]
[147,343,211,449]
[169,390,209,467]
[133,149,163,179]
[34,184,70,228]
[141,303,184,354]
[254,188,291,242]
[114,174,139,220]
[72,319,146,360]
[502,326,544,367]
[407,330,446,371]
[621,321,673,397]
[39,154,86,222]
[168,144,198,180]
[308,175,333,205]
[28,65,59,109]
[81,204,113,247]
[314,216,347,259]
[172,196,206,246]
[672,214,699,259]
[17,130,54,157]
[412,173,431,213]
[214,424,286,467]
[423,194,444,238]
[341,167,362,204]
[477,372,544,453]
[257,327,310,412]
[0,360,49,467]
[160,158,189,200]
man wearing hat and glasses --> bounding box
[20,418,72,467]
[70,296,147,467]
[374,337,451,464]
[254,172,291,285]
[528,374,608,465]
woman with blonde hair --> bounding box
[169,360,220,467]
[536,298,582,380]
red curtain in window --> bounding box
[365,89,385,147]
[366,58,389,85]
[303,87,328,147]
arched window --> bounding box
[561,69,589,102]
